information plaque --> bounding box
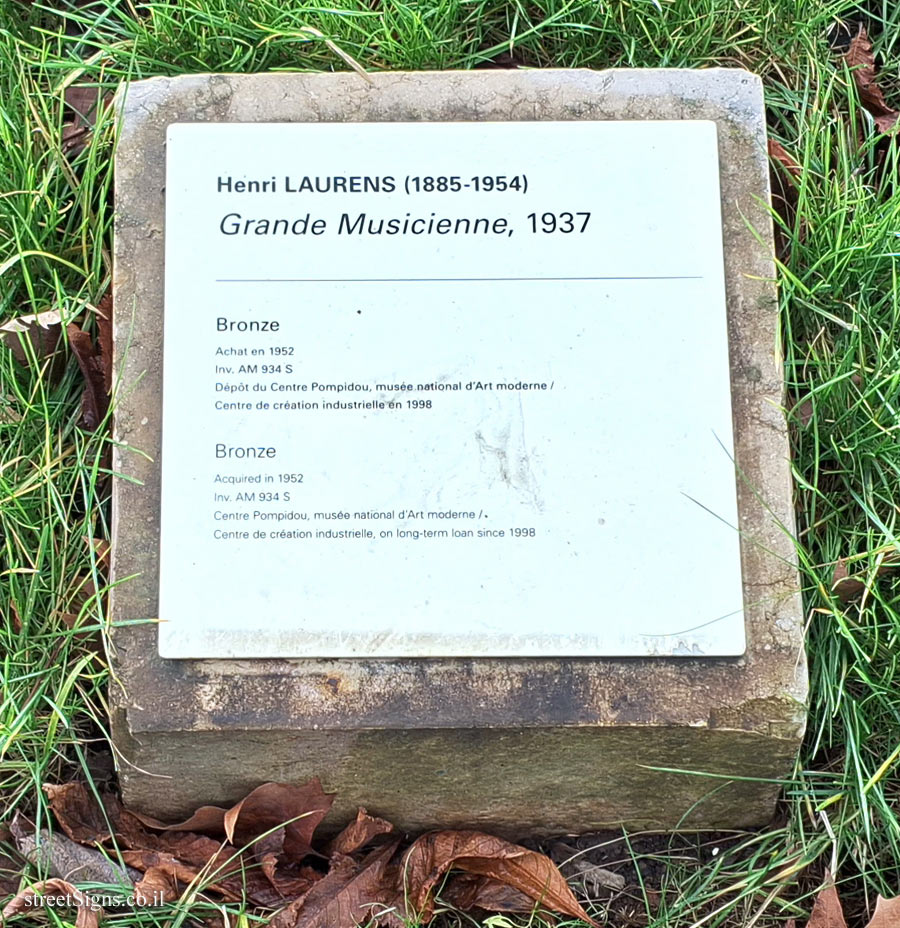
[158,120,745,658]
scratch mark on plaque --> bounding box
[475,428,511,486]
[515,393,544,512]
[475,406,543,511]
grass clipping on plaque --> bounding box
[2,1,900,926]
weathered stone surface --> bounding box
[111,69,806,833]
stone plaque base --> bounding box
[111,69,806,832]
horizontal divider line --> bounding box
[215,275,704,283]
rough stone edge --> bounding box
[113,724,802,833]
[110,70,806,751]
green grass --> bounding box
[2,0,900,925]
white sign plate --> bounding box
[158,120,745,658]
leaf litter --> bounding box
[796,869,900,928]
[832,548,900,603]
[844,25,899,134]
[62,84,112,156]
[1,780,598,927]
[767,137,807,260]
[0,291,112,430]
[3,879,102,928]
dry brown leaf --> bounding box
[122,849,209,893]
[85,536,111,567]
[122,848,251,904]
[222,781,334,860]
[0,840,21,899]
[401,831,597,926]
[62,85,111,156]
[45,784,177,870]
[325,809,393,858]
[441,872,535,913]
[791,396,814,428]
[123,840,293,908]
[6,599,23,634]
[44,782,116,844]
[58,604,104,659]
[266,866,323,903]
[138,832,232,871]
[833,551,900,602]
[864,894,900,928]
[268,856,355,928]
[833,558,866,602]
[67,324,108,430]
[769,138,803,177]
[95,292,113,393]
[846,25,900,133]
[269,843,402,928]
[0,309,65,367]
[132,804,230,836]
[136,781,333,863]
[767,137,806,257]
[253,830,284,886]
[133,866,179,905]
[2,879,101,928]
[46,781,321,908]
[806,872,847,928]
[42,782,598,926]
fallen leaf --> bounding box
[67,324,108,430]
[63,85,110,156]
[133,865,179,905]
[401,831,597,926]
[0,308,65,367]
[768,137,806,257]
[223,781,335,860]
[833,559,865,601]
[253,830,284,885]
[0,840,20,899]
[865,894,900,928]
[769,138,803,178]
[132,831,230,871]
[833,551,900,602]
[139,781,334,862]
[16,829,140,885]
[47,781,324,908]
[43,782,116,844]
[266,866,323,903]
[268,857,354,928]
[43,783,597,926]
[846,25,899,133]
[121,844,292,908]
[806,872,847,928]
[2,879,101,928]
[95,291,113,394]
[790,396,814,428]
[325,809,393,858]
[132,803,230,837]
[269,843,402,928]
[84,536,111,569]
[441,873,535,913]
[123,849,226,902]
